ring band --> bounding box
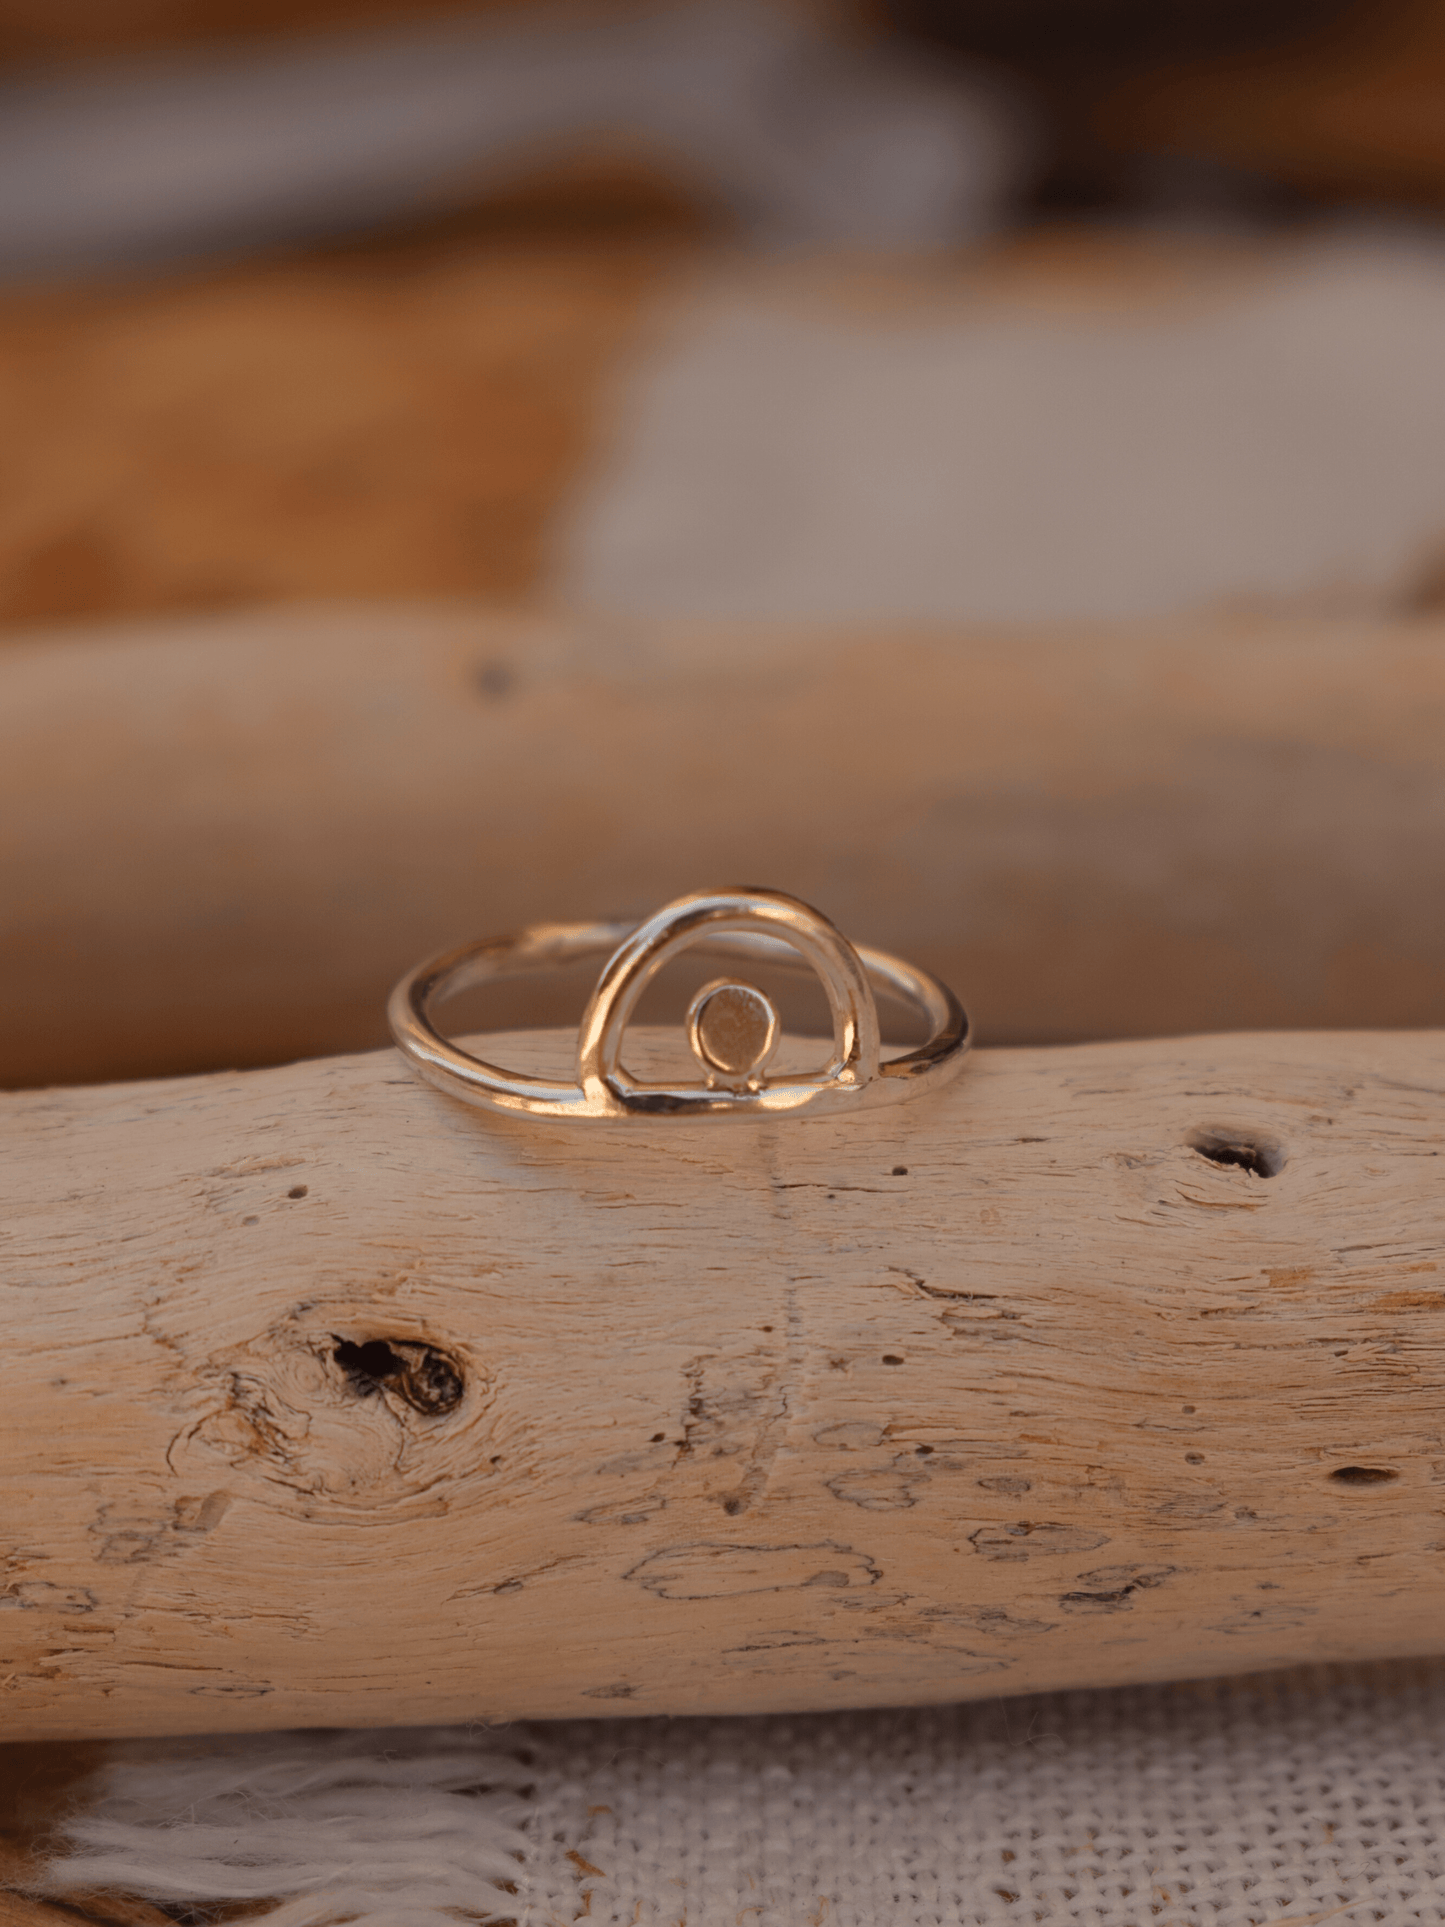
[388,887,971,1122]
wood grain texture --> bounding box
[2,1025,1442,1741]
[3,604,1444,1087]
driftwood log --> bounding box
[3,605,1445,1089]
[2,1024,1442,1741]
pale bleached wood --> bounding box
[1,1026,1442,1741]
[3,604,1445,1089]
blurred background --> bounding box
[2,0,1444,1085]
[4,0,1445,631]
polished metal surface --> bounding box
[388,887,971,1121]
[686,978,781,1088]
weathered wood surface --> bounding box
[2,1025,1442,1741]
[4,605,1445,1089]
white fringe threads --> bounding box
[44,1727,533,1927]
[43,1667,1445,1926]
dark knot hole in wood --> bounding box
[1330,1465,1401,1486]
[1188,1127,1286,1179]
[332,1336,465,1416]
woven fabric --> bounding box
[518,1664,1445,1926]
[48,1661,1445,1927]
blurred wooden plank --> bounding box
[0,226,1311,641]
[2,604,1443,1087]
[0,216,689,630]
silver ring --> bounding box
[388,887,971,1121]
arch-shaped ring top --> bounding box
[577,890,880,1115]
[388,887,970,1121]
